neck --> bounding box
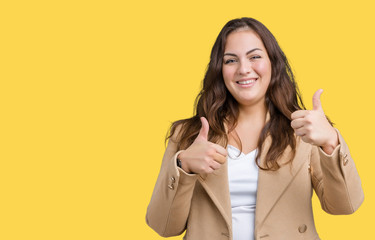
[237,100,268,126]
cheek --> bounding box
[253,61,272,77]
[222,66,235,83]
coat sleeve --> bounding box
[146,129,198,237]
[310,128,364,215]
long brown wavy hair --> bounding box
[165,17,331,170]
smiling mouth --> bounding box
[236,78,257,85]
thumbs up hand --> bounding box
[177,117,228,174]
[291,89,339,155]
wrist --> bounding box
[321,128,339,155]
[177,151,192,174]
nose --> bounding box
[238,59,252,75]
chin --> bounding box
[236,96,265,107]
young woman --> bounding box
[146,17,364,240]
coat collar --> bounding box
[197,111,306,233]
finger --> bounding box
[209,160,222,170]
[290,118,306,129]
[202,166,214,174]
[213,152,227,164]
[211,144,228,157]
[301,135,313,145]
[291,110,308,120]
[294,127,307,137]
[312,89,323,111]
[197,117,209,141]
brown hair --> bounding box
[166,17,329,170]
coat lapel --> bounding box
[198,161,232,231]
[254,135,306,233]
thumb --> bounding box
[197,117,209,141]
[312,89,324,111]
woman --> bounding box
[146,17,364,240]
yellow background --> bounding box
[1,0,374,239]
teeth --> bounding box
[237,79,255,84]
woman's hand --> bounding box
[291,89,339,155]
[177,117,228,174]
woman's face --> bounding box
[222,30,272,107]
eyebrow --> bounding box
[223,48,262,57]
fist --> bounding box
[177,117,228,174]
[291,89,339,154]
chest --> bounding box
[227,125,263,155]
[227,145,258,207]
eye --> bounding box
[224,59,236,64]
[249,55,261,60]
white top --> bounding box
[227,145,259,240]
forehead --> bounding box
[224,30,266,53]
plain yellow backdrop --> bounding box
[1,0,374,239]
